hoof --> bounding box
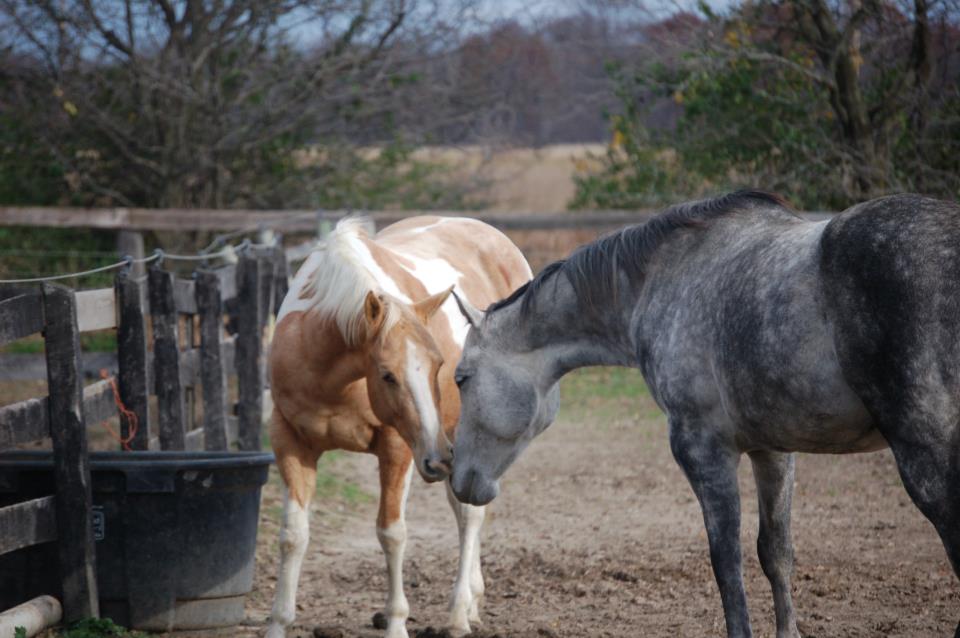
[372,612,388,630]
[265,624,286,638]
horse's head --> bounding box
[361,286,455,483]
[446,293,560,505]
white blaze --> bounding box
[405,338,441,458]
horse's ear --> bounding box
[363,291,387,337]
[413,285,454,322]
[452,290,484,328]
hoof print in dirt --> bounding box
[371,612,388,630]
[313,625,346,638]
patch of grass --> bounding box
[315,450,375,506]
[560,367,649,402]
[558,366,659,423]
[0,331,117,354]
[57,618,145,638]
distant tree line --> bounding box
[1,0,957,214]
[573,0,960,210]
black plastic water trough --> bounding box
[0,450,273,631]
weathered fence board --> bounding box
[196,271,228,451]
[116,273,150,449]
[0,496,57,555]
[75,288,116,333]
[0,291,43,346]
[82,379,116,427]
[148,268,186,450]
[0,395,48,448]
[184,428,204,451]
[42,283,99,622]
[173,279,197,315]
[235,254,264,451]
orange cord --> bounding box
[99,368,138,452]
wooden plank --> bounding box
[173,278,197,314]
[115,272,150,450]
[0,395,48,448]
[222,337,236,373]
[273,246,290,313]
[0,290,43,346]
[195,271,228,451]
[184,428,204,451]
[234,254,264,451]
[217,264,237,301]
[117,230,145,276]
[0,496,57,555]
[148,267,186,450]
[75,288,116,332]
[179,348,200,386]
[41,283,99,621]
[82,379,116,426]
[257,254,276,330]
[225,415,239,446]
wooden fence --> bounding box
[0,243,288,622]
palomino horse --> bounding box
[265,217,531,638]
[445,191,960,637]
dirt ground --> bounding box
[216,368,959,638]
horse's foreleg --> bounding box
[444,480,486,636]
[670,424,752,638]
[376,428,414,638]
[266,411,319,638]
[749,450,800,638]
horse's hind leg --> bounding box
[670,422,752,638]
[748,451,800,638]
[885,431,960,572]
[444,480,486,635]
[375,426,415,638]
[266,410,320,638]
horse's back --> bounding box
[820,194,960,427]
[377,216,532,307]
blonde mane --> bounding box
[298,217,399,346]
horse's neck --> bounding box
[299,312,368,401]
[506,274,638,384]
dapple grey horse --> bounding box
[435,191,960,638]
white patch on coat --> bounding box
[266,495,310,636]
[396,255,469,346]
[376,464,414,638]
[405,338,441,456]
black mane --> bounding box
[487,190,792,319]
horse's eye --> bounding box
[382,371,398,385]
[454,373,469,388]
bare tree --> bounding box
[0,0,467,208]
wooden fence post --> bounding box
[115,271,150,450]
[273,245,289,312]
[42,283,99,622]
[148,266,186,450]
[195,270,228,450]
[116,230,145,276]
[235,253,263,451]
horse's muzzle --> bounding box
[451,466,499,505]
